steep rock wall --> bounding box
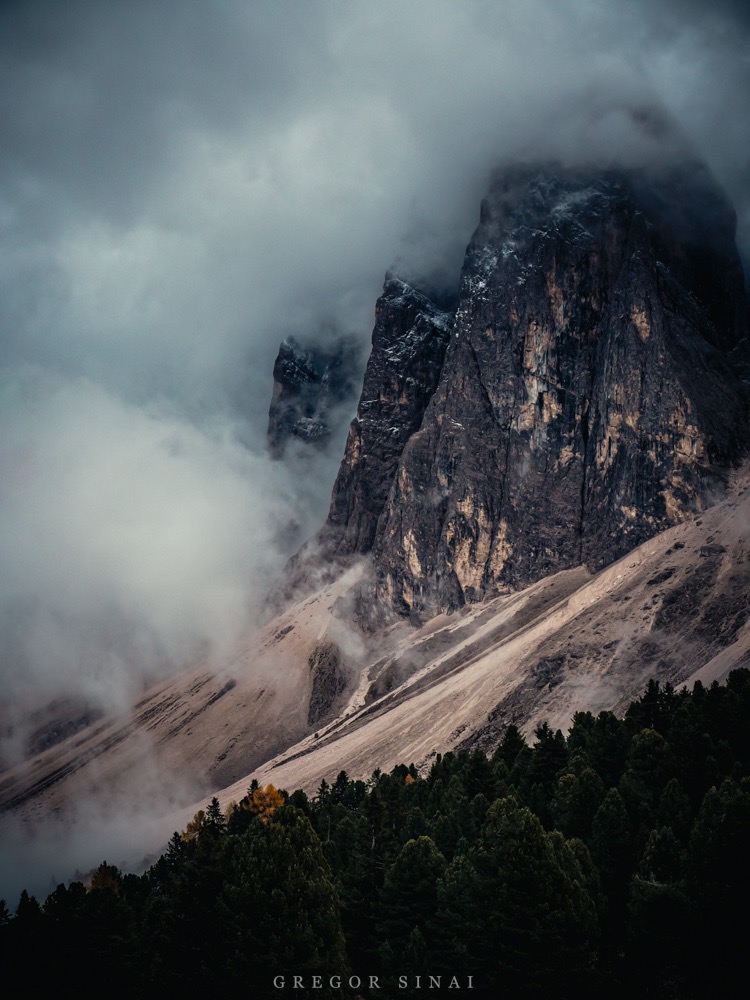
[320,274,453,557]
[360,163,749,620]
[267,335,361,458]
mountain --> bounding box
[256,467,750,790]
[267,334,361,458]
[320,274,453,557]
[5,468,750,851]
[2,157,750,892]
[320,162,749,624]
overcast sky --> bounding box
[1,0,749,742]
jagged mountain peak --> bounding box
[380,270,455,316]
[267,332,361,460]
[312,273,454,559]
[6,159,750,893]
[316,159,750,624]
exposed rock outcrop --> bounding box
[325,162,750,622]
[319,274,453,557]
[307,640,347,726]
[267,335,361,458]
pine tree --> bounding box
[217,805,348,995]
[550,766,605,839]
[627,827,690,996]
[205,796,226,834]
[570,710,629,787]
[492,723,528,766]
[165,830,185,869]
[589,786,634,967]
[656,777,692,842]
[464,797,598,995]
[378,835,447,965]
[620,728,674,827]
[590,787,633,887]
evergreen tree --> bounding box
[326,810,375,969]
[217,805,348,995]
[492,724,528,767]
[464,797,598,996]
[590,787,633,888]
[551,766,605,839]
[435,852,485,973]
[656,777,692,842]
[685,775,750,995]
[400,925,430,992]
[378,835,446,965]
[627,828,691,997]
[11,889,46,956]
[570,710,629,788]
[205,796,226,835]
[81,865,138,993]
[620,728,674,828]
[165,830,185,869]
[589,786,633,962]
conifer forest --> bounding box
[2,672,750,998]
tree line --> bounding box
[2,670,750,998]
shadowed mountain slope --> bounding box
[320,162,750,623]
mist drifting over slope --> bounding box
[1,0,749,743]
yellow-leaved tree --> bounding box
[247,783,286,822]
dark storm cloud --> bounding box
[1,0,749,752]
[0,1,323,220]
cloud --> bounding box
[0,724,199,904]
[0,366,304,724]
[0,0,748,786]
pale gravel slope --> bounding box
[5,469,750,868]
[181,465,750,826]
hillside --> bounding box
[2,157,750,895]
[3,463,750,876]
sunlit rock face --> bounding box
[328,162,750,621]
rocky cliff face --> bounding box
[267,335,360,458]
[322,161,750,622]
[319,274,453,556]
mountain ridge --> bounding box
[3,156,750,895]
[361,163,749,622]
[4,462,750,835]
